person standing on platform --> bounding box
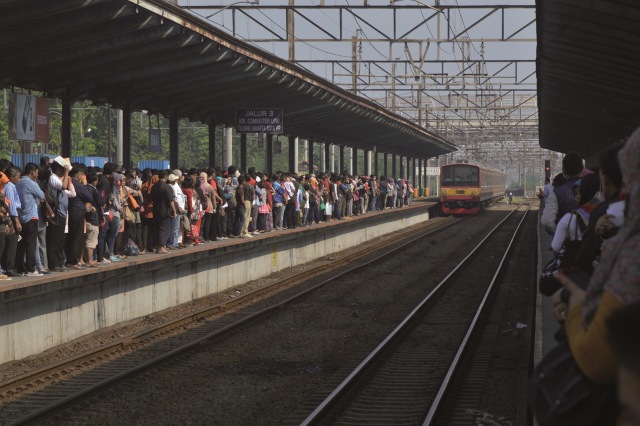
[97,163,116,263]
[151,170,176,254]
[47,160,75,272]
[84,172,103,267]
[241,174,255,237]
[223,173,236,238]
[170,171,186,248]
[369,175,378,212]
[15,163,45,277]
[65,165,92,269]
[140,169,157,254]
[0,193,11,280]
[233,176,246,238]
[283,174,297,228]
[541,152,584,234]
[3,166,22,277]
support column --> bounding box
[339,145,345,174]
[169,114,178,170]
[61,95,72,158]
[392,154,397,178]
[122,103,132,169]
[352,147,357,176]
[373,147,378,176]
[383,153,388,177]
[330,145,335,173]
[224,127,233,169]
[288,136,298,173]
[308,140,314,175]
[418,159,423,193]
[266,134,273,175]
[208,121,216,168]
[324,143,330,173]
[116,110,123,165]
[364,150,369,176]
[412,158,416,186]
[240,133,247,173]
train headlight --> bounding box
[443,189,448,195]
[472,190,477,195]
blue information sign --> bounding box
[149,128,161,152]
[236,108,283,134]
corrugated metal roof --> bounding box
[0,0,457,159]
[536,0,640,156]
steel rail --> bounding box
[300,205,525,425]
[423,203,530,424]
[0,216,457,395]
[3,216,464,426]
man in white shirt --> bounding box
[168,172,186,248]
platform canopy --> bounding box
[0,0,457,159]
[536,0,640,156]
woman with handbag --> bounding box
[530,126,640,425]
[539,174,600,297]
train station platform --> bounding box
[534,201,560,365]
[0,201,438,366]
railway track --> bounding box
[298,203,530,425]
[0,215,463,425]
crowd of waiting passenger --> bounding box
[0,158,414,279]
[533,126,640,425]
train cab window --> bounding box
[442,165,479,187]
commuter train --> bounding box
[440,163,506,215]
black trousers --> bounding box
[3,232,18,273]
[209,211,219,241]
[16,219,39,273]
[0,229,6,272]
[154,216,171,248]
[201,212,213,241]
[65,209,85,265]
[46,213,66,268]
[284,201,296,228]
[225,206,236,237]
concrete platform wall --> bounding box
[0,206,431,365]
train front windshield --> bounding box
[442,165,479,187]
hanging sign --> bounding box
[149,128,161,152]
[235,108,283,134]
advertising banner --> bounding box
[15,94,36,141]
[35,97,49,142]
